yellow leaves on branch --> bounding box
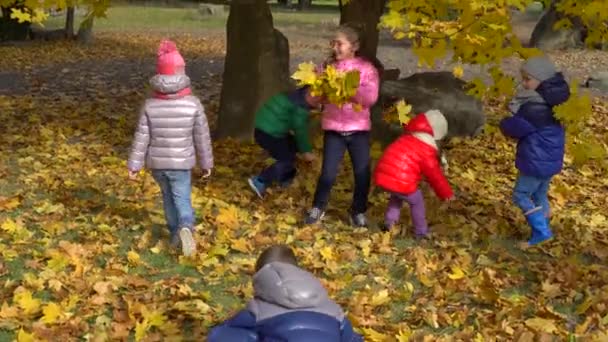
[9,8,48,24]
[291,62,360,109]
[379,0,606,95]
[555,0,608,47]
[553,80,607,166]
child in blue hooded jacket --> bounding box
[207,245,363,342]
[500,55,570,246]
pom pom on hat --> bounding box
[424,109,448,140]
[156,39,185,75]
[158,39,178,57]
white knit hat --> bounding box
[424,109,448,140]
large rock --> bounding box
[372,71,485,146]
[217,0,290,140]
[198,4,225,16]
[585,71,608,93]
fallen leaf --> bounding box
[525,317,559,334]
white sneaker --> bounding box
[179,227,196,256]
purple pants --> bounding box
[385,189,428,236]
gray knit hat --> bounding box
[522,55,557,82]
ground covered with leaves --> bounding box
[1,33,608,342]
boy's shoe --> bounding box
[248,176,266,199]
[350,213,368,228]
[526,211,553,246]
[304,207,325,224]
[179,227,196,256]
[170,233,181,249]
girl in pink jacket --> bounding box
[304,24,381,227]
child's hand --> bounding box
[301,152,316,162]
[201,169,212,178]
[128,170,138,180]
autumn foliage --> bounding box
[1,32,607,341]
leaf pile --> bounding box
[1,33,608,341]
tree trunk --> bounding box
[339,0,386,58]
[217,0,290,140]
[77,16,94,44]
[65,7,75,39]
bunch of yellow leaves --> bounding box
[291,62,361,109]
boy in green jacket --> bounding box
[248,86,320,198]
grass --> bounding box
[40,4,339,33]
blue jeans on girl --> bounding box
[312,130,371,214]
[151,169,195,236]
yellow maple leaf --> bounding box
[447,266,466,280]
[291,62,318,86]
[231,238,251,253]
[127,250,141,265]
[395,328,412,341]
[14,289,41,315]
[380,10,407,30]
[418,273,435,287]
[143,309,167,328]
[452,65,464,78]
[371,289,391,306]
[216,205,240,230]
[135,320,150,341]
[41,302,62,324]
[10,8,31,23]
[31,8,48,23]
[361,327,388,342]
[395,99,412,124]
[17,328,36,342]
[320,246,334,262]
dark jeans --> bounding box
[312,130,371,214]
[255,128,297,185]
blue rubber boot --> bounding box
[526,211,553,246]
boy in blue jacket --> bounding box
[207,245,363,342]
[500,55,570,246]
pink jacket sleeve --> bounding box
[352,61,380,108]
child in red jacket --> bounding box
[373,110,454,238]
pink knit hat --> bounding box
[157,39,185,75]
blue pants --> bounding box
[512,173,552,217]
[255,128,297,185]
[312,131,370,214]
[151,169,194,235]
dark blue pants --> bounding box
[312,130,370,214]
[255,128,297,185]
